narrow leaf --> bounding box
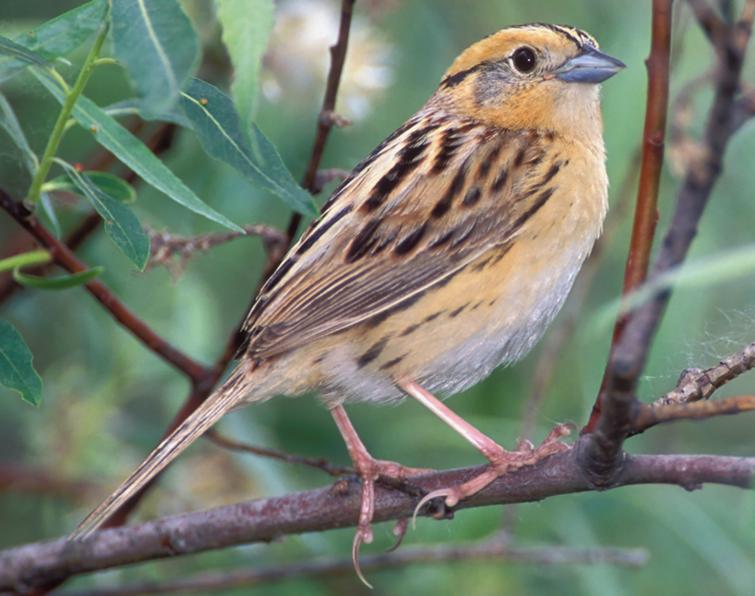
[0,321,42,406]
[59,162,150,269]
[180,78,317,217]
[44,171,137,203]
[0,250,51,273]
[105,98,191,129]
[33,70,242,232]
[39,192,62,237]
[0,92,37,174]
[0,0,107,83]
[0,34,52,68]
[111,0,199,114]
[215,0,275,127]
[13,266,104,290]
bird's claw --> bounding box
[348,458,424,588]
[412,423,573,527]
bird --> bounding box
[72,22,624,584]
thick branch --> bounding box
[0,189,208,383]
[0,447,751,591]
[66,541,648,595]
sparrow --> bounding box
[72,22,624,583]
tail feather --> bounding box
[70,365,254,540]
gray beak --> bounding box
[555,46,625,84]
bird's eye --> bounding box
[512,47,537,73]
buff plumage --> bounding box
[73,22,623,586]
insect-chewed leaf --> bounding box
[0,0,107,83]
[33,70,243,233]
[111,0,199,114]
[0,92,37,174]
[59,161,150,270]
[214,0,274,128]
[180,78,317,217]
[44,171,137,203]
[0,321,43,407]
[13,266,104,290]
[0,35,51,68]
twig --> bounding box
[0,189,208,383]
[633,395,755,433]
[62,541,648,595]
[269,0,356,254]
[583,0,674,435]
[147,224,287,274]
[205,430,352,477]
[656,340,755,405]
[580,0,754,484]
[686,0,728,44]
[92,0,360,540]
[0,465,96,500]
[0,124,176,306]
[1,447,750,592]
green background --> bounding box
[1,1,754,594]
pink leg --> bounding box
[330,405,427,587]
[398,379,571,512]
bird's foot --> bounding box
[350,456,428,587]
[413,423,572,524]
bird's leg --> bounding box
[329,404,426,587]
[398,380,571,515]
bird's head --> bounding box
[434,24,625,139]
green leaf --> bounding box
[111,0,199,114]
[44,171,137,203]
[105,99,191,129]
[0,0,107,84]
[0,34,51,68]
[0,92,37,174]
[33,70,242,232]
[39,193,62,237]
[0,321,42,406]
[58,161,150,269]
[180,78,317,217]
[13,266,104,290]
[0,250,51,273]
[215,0,275,128]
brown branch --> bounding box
[580,0,755,484]
[633,395,755,433]
[520,148,641,443]
[656,340,755,405]
[270,0,356,255]
[147,224,287,275]
[89,0,360,542]
[0,124,177,306]
[686,0,728,44]
[0,465,97,501]
[63,541,648,595]
[205,430,352,477]
[0,447,750,592]
[0,190,208,383]
[583,0,674,434]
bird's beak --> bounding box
[555,46,625,84]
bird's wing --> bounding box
[243,110,564,359]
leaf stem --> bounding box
[26,22,109,205]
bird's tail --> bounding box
[70,362,256,540]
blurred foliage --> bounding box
[0,1,754,595]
